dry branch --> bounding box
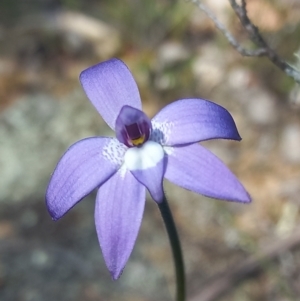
[190,0,300,83]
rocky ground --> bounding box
[1,1,300,301]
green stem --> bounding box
[158,194,186,301]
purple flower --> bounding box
[46,58,250,280]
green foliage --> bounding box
[96,0,192,47]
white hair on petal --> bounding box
[150,121,174,145]
[102,138,127,166]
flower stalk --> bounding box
[158,194,185,301]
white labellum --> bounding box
[124,141,164,171]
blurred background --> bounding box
[1,0,300,300]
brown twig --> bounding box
[190,0,266,57]
[190,0,300,83]
[188,227,300,301]
[228,0,300,83]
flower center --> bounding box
[125,123,145,146]
[115,105,152,148]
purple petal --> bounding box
[165,144,251,203]
[80,58,142,129]
[124,141,166,203]
[46,137,125,220]
[95,170,145,280]
[151,98,241,146]
[115,105,152,147]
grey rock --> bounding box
[243,88,278,126]
[157,41,189,68]
[280,123,300,163]
[0,91,111,203]
[11,10,121,59]
[192,45,229,90]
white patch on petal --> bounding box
[102,138,127,166]
[163,146,174,155]
[117,163,127,178]
[124,141,164,171]
[151,121,173,145]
